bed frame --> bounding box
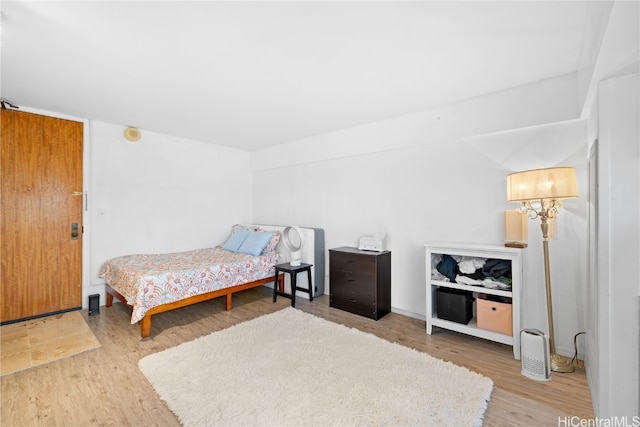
[103,224,324,338]
[105,274,284,338]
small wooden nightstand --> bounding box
[272,262,313,308]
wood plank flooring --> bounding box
[0,287,594,426]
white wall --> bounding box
[251,83,589,356]
[577,0,614,117]
[252,72,579,171]
[578,0,640,418]
[590,73,639,418]
[578,1,639,119]
[86,120,252,304]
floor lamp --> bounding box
[507,166,579,373]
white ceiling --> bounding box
[1,1,599,151]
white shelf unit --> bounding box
[425,243,523,359]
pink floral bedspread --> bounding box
[99,247,279,324]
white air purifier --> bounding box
[520,329,551,381]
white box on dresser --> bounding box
[425,243,524,359]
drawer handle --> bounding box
[349,298,357,303]
[347,279,356,283]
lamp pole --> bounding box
[540,213,556,355]
[534,200,575,373]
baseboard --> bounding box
[392,306,426,321]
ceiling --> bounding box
[1,1,601,151]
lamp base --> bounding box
[504,241,528,248]
[551,353,575,373]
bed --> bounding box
[99,224,324,338]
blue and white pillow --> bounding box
[237,231,274,256]
[222,228,251,252]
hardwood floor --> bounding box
[1,287,594,426]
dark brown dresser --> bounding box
[329,246,391,320]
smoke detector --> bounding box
[124,127,141,142]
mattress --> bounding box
[99,247,279,323]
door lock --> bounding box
[71,223,79,240]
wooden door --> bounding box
[1,109,83,323]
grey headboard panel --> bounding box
[241,225,325,298]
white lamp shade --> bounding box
[507,166,579,202]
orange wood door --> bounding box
[1,109,83,323]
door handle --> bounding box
[71,223,79,240]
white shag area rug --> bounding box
[139,308,493,426]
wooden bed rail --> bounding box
[105,274,284,338]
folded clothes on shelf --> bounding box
[433,253,513,289]
[455,274,512,290]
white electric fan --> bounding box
[282,226,304,266]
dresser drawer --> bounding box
[330,252,375,275]
[330,270,374,294]
[330,284,375,304]
[330,289,377,319]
